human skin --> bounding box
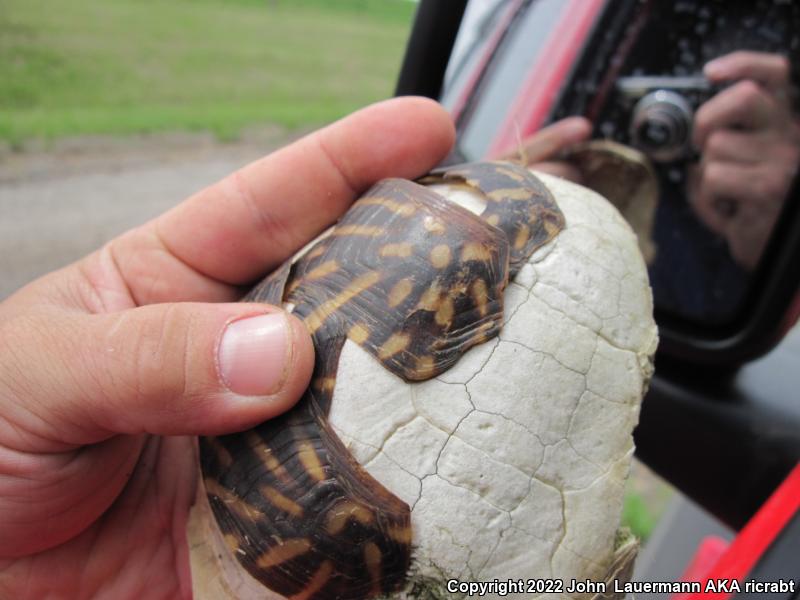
[513,53,800,271]
[0,98,455,599]
[690,50,800,270]
[504,116,593,181]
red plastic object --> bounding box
[671,537,729,600]
[487,0,606,158]
[673,463,800,599]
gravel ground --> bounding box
[0,127,303,300]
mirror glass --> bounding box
[440,0,800,326]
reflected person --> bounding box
[516,50,799,306]
[690,50,800,271]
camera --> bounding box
[614,75,721,163]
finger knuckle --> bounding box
[0,314,46,398]
[736,80,763,104]
[224,171,299,255]
[131,304,193,403]
[705,131,728,156]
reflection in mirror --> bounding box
[441,0,800,326]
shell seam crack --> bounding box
[549,487,568,574]
[501,283,534,328]
[412,396,475,512]
[473,520,513,579]
[463,340,501,385]
[531,281,642,354]
[410,382,464,436]
[356,437,421,481]
[470,407,546,449]
[531,278,606,326]
[499,339,587,377]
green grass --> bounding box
[0,0,417,144]
[622,490,661,542]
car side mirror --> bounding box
[397,0,800,368]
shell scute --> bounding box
[200,162,565,600]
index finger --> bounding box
[113,98,455,304]
[704,51,791,91]
[692,80,777,148]
[504,117,592,163]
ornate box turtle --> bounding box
[188,162,658,600]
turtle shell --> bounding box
[198,161,565,600]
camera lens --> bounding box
[630,90,694,162]
[639,120,671,146]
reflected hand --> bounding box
[0,98,454,599]
[506,117,592,181]
[690,51,800,270]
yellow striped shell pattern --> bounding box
[199,161,565,600]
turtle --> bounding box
[196,161,565,600]
[191,160,657,600]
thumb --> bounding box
[1,302,314,448]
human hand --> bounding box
[690,51,800,270]
[0,98,454,599]
[504,116,592,181]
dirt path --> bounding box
[0,127,303,300]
